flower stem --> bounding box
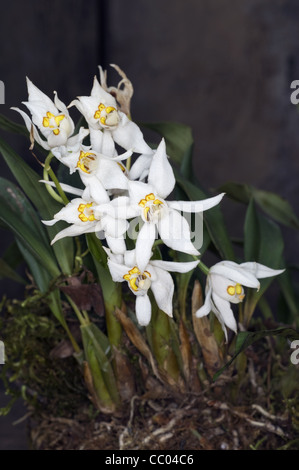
[193,257,210,276]
[44,152,69,205]
[65,294,90,327]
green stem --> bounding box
[63,322,81,354]
[65,294,90,327]
[196,259,210,276]
[44,152,69,205]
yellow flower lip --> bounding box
[123,266,151,292]
[94,102,119,127]
[227,283,245,301]
[42,111,65,135]
[78,202,96,222]
[76,151,97,174]
[138,193,164,222]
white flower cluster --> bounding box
[13,65,283,335]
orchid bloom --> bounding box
[42,187,128,254]
[106,248,199,326]
[52,145,132,192]
[12,78,88,150]
[69,76,153,157]
[127,139,225,272]
[196,261,285,341]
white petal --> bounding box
[167,193,225,213]
[104,148,133,163]
[195,286,212,318]
[158,209,199,256]
[96,159,129,190]
[50,223,97,244]
[210,261,260,289]
[135,222,157,273]
[101,130,116,156]
[99,196,139,220]
[112,113,152,154]
[212,292,238,335]
[150,259,198,273]
[91,76,117,107]
[39,180,84,197]
[107,259,129,282]
[148,139,175,199]
[129,154,153,181]
[67,127,89,148]
[239,262,285,279]
[48,128,69,148]
[11,107,50,150]
[122,250,136,268]
[41,218,57,227]
[150,266,174,317]
[128,180,155,205]
[106,235,127,255]
[101,214,128,238]
[50,199,87,225]
[26,77,56,111]
[70,96,100,129]
[135,294,152,326]
[80,175,110,204]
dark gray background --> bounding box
[1,0,299,449]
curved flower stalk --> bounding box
[127,139,225,272]
[11,78,89,151]
[106,248,199,326]
[70,76,153,157]
[196,261,285,341]
[42,187,128,254]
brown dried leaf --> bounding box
[60,281,104,316]
[192,280,223,378]
[49,339,74,359]
[113,347,136,403]
[114,307,162,381]
[179,319,192,382]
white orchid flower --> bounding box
[126,139,225,272]
[42,187,128,254]
[196,260,285,341]
[106,248,199,326]
[69,76,153,156]
[12,78,88,151]
[52,145,132,192]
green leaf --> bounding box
[0,112,28,137]
[219,181,299,230]
[277,269,299,326]
[0,136,73,274]
[81,323,120,406]
[243,200,284,326]
[218,181,252,204]
[175,173,235,260]
[2,241,24,270]
[252,188,299,230]
[0,178,60,278]
[0,258,25,284]
[140,121,194,166]
[16,239,52,293]
[180,143,195,181]
[213,327,299,381]
[86,234,122,347]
